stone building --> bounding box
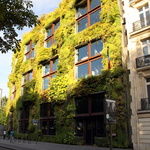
[121,0,150,149]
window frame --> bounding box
[142,38,150,56]
[24,41,35,60]
[42,57,58,90]
[76,0,101,32]
[75,39,103,79]
[40,102,56,135]
[45,19,60,48]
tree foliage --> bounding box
[0,107,6,125]
[0,0,38,53]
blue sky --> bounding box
[0,0,62,97]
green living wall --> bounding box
[6,0,130,148]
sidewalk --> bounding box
[0,138,133,150]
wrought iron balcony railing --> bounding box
[133,17,150,32]
[141,98,150,110]
[136,54,150,69]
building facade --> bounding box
[7,0,130,148]
[122,0,150,149]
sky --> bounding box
[0,0,62,97]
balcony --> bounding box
[132,17,150,32]
[141,98,150,110]
[136,55,150,69]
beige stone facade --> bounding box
[121,0,150,149]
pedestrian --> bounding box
[10,130,14,143]
[3,129,6,140]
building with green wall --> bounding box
[6,0,131,148]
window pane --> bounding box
[75,96,88,114]
[26,44,30,52]
[75,119,83,136]
[31,50,34,58]
[77,1,87,18]
[43,78,49,90]
[78,45,88,61]
[47,28,52,37]
[91,93,104,113]
[40,104,48,117]
[90,0,101,10]
[43,64,50,75]
[52,59,58,72]
[29,72,32,81]
[147,85,150,99]
[46,39,52,48]
[55,21,60,30]
[41,121,47,135]
[49,121,56,135]
[91,40,103,56]
[77,63,88,78]
[77,17,88,32]
[143,46,148,55]
[90,10,100,26]
[91,59,102,76]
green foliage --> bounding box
[0,107,7,125]
[0,0,38,53]
[6,0,129,148]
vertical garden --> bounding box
[6,0,130,148]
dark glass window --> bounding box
[49,121,56,135]
[76,0,101,32]
[19,107,30,133]
[91,93,104,113]
[40,103,48,117]
[40,103,56,135]
[75,96,88,114]
[75,40,103,79]
[75,119,83,136]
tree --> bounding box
[0,107,6,125]
[1,96,8,107]
[0,0,38,53]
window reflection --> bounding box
[43,64,50,75]
[52,58,58,72]
[90,0,101,10]
[43,78,49,90]
[77,17,88,32]
[77,1,87,18]
[90,10,100,26]
[78,45,88,61]
[78,63,88,78]
[91,59,102,76]
[47,28,52,37]
[91,40,103,56]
